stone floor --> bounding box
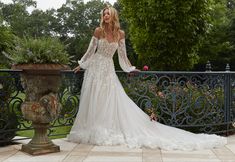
[1,135,235,162]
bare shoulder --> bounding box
[119,30,125,40]
[94,27,102,39]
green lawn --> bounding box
[17,118,73,140]
[17,125,72,139]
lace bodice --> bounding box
[96,38,118,58]
[78,36,136,72]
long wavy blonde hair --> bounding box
[100,6,120,42]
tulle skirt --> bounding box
[67,54,227,150]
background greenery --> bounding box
[1,0,234,138]
[1,0,235,70]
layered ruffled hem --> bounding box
[67,127,227,151]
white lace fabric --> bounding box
[118,39,136,72]
[68,36,227,150]
[78,36,98,69]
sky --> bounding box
[0,0,117,11]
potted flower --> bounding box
[6,37,70,155]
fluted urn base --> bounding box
[21,123,60,155]
[22,143,60,155]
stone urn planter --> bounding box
[12,64,70,155]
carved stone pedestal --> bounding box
[21,123,60,155]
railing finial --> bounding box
[206,60,212,72]
[226,63,230,72]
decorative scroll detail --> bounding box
[48,71,84,136]
[118,72,228,134]
[0,71,24,144]
[1,70,235,144]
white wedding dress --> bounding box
[67,36,227,150]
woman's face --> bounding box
[103,9,111,24]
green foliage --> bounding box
[24,9,57,37]
[0,0,120,68]
[3,0,235,70]
[0,27,13,52]
[5,37,70,64]
[120,0,212,70]
[1,3,30,37]
[113,1,138,70]
[12,0,37,7]
[0,26,15,68]
[195,0,235,70]
[56,0,106,66]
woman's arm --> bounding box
[117,31,136,72]
[77,28,101,69]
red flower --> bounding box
[143,65,149,71]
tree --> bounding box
[12,0,36,7]
[25,9,56,37]
[120,0,212,70]
[195,0,235,70]
[0,25,15,68]
[0,0,107,67]
[55,0,106,65]
[113,1,138,70]
[1,0,36,37]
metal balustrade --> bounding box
[1,66,235,144]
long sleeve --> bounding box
[78,36,98,69]
[118,39,136,72]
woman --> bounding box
[67,6,227,150]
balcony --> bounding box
[1,68,235,161]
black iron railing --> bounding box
[1,66,235,144]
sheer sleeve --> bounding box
[118,39,136,72]
[78,36,98,69]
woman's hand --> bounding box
[73,66,81,73]
[129,69,141,77]
[132,69,141,73]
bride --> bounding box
[67,6,227,150]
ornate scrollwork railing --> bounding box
[118,71,233,134]
[1,69,235,144]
